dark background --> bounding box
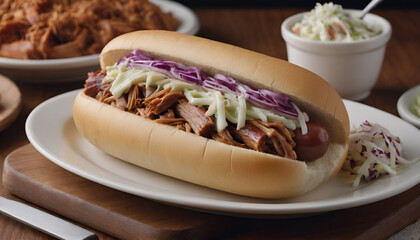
[175,0,420,9]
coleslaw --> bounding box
[343,121,418,187]
[103,65,308,132]
[292,2,382,41]
[411,91,420,117]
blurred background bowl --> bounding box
[281,10,391,101]
[0,0,199,84]
[397,85,420,128]
[0,55,99,83]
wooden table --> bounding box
[1,8,419,239]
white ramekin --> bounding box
[281,10,392,101]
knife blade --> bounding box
[0,196,98,240]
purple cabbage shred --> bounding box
[117,50,299,118]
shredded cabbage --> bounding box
[411,91,420,117]
[292,3,381,41]
[118,50,305,123]
[343,121,418,187]
[103,65,306,132]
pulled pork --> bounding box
[0,0,178,59]
[85,73,297,160]
[176,99,216,137]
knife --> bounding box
[0,196,98,240]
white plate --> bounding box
[0,0,199,83]
[26,90,420,217]
[397,85,420,128]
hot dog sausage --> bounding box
[294,122,329,162]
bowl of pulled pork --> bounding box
[0,0,199,83]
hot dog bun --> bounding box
[73,30,350,198]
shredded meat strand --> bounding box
[229,123,269,152]
[136,108,148,118]
[145,90,184,118]
[184,123,192,133]
[249,120,297,159]
[155,118,186,125]
[144,88,171,103]
[176,99,216,137]
[258,121,295,144]
[160,109,176,119]
[114,96,127,111]
[127,84,139,111]
[211,129,244,148]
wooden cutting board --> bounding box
[3,144,420,240]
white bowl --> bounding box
[397,85,420,128]
[0,55,100,83]
[281,10,392,101]
[0,0,199,83]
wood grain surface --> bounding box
[0,7,420,239]
[3,144,420,240]
[3,144,233,240]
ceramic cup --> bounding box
[281,10,392,101]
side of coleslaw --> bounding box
[292,2,382,41]
[411,92,420,117]
[343,121,417,187]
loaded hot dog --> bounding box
[73,30,350,198]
